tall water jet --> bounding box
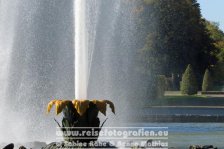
[75,0,88,99]
[75,0,139,125]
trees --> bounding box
[205,21,224,85]
[180,64,198,95]
[139,0,216,81]
[202,69,212,91]
[205,21,224,62]
[130,0,221,99]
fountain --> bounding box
[75,0,88,99]
[0,0,140,144]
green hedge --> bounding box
[202,69,213,91]
[180,64,198,95]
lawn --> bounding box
[148,91,224,107]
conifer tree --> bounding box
[180,64,198,95]
[202,69,212,91]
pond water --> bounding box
[142,107,224,116]
[130,123,224,148]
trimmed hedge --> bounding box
[201,91,224,95]
[180,64,198,95]
[202,69,212,91]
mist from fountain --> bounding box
[0,0,141,143]
[0,0,75,142]
[87,0,140,125]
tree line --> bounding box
[131,0,224,98]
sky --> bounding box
[198,0,224,31]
